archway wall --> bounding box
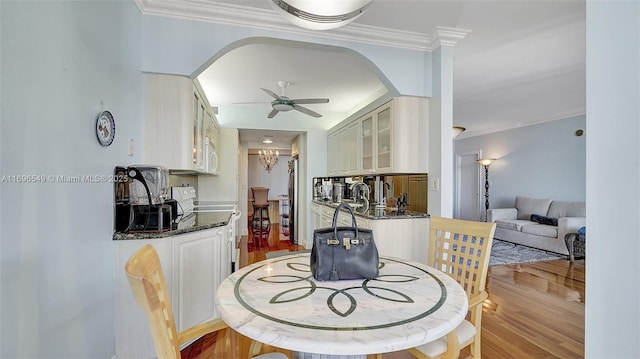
[140,14,433,98]
[139,13,454,246]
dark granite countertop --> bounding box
[113,212,233,240]
[312,200,429,220]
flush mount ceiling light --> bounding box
[262,135,275,144]
[269,0,373,30]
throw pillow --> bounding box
[530,214,559,226]
[515,196,553,220]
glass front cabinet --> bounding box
[360,101,392,174]
[328,97,429,176]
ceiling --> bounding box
[190,0,586,143]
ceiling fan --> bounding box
[262,81,329,118]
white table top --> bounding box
[215,253,468,356]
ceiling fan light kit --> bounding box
[261,81,329,118]
[269,0,373,30]
[272,100,294,112]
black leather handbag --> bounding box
[310,203,379,281]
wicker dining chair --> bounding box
[408,217,496,359]
[125,244,287,359]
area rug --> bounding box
[489,239,566,266]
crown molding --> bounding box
[459,108,586,139]
[427,26,471,48]
[135,0,469,51]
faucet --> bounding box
[349,182,370,207]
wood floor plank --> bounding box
[183,224,585,359]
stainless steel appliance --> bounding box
[332,182,345,203]
[321,183,332,201]
[313,178,322,199]
[114,165,174,233]
[288,158,298,244]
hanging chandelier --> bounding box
[258,149,280,172]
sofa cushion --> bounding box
[547,200,586,218]
[530,214,558,226]
[495,219,536,231]
[515,196,553,220]
[521,223,558,238]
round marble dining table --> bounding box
[215,253,468,357]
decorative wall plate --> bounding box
[96,110,115,146]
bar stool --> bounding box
[251,187,270,234]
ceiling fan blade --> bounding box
[293,104,322,118]
[290,98,330,104]
[267,108,279,118]
[261,88,282,100]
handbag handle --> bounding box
[332,202,359,238]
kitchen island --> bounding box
[311,200,429,263]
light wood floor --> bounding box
[182,224,585,359]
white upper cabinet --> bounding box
[346,120,361,173]
[328,96,429,176]
[385,96,429,174]
[143,73,220,174]
[143,73,193,170]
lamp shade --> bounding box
[269,0,373,30]
[478,159,496,167]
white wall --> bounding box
[248,154,290,199]
[0,1,142,358]
[140,16,431,98]
[455,116,586,214]
[585,2,640,357]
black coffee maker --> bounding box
[114,165,176,233]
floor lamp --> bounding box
[478,159,496,222]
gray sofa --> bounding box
[487,196,586,255]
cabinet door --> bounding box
[172,229,221,331]
[346,121,361,173]
[143,74,193,170]
[219,225,233,280]
[361,115,374,173]
[321,211,333,229]
[192,89,205,171]
[375,104,392,172]
[327,132,338,175]
[311,204,322,230]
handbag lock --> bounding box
[343,238,362,250]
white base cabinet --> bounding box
[172,229,220,332]
[310,203,427,263]
[115,224,232,359]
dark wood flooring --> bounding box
[182,223,585,358]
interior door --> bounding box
[456,151,481,221]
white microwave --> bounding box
[204,137,218,175]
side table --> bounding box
[564,232,586,263]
